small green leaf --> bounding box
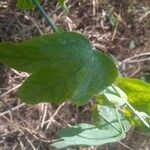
[51,106,130,149]
[116,77,150,115]
[104,94,127,107]
[0,32,117,105]
[16,0,41,10]
[58,0,69,12]
[96,85,127,107]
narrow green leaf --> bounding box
[16,0,41,10]
[116,77,150,115]
[58,0,69,12]
[0,32,117,105]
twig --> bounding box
[24,11,44,35]
[45,102,66,129]
[0,84,22,98]
[118,141,134,150]
[129,63,141,77]
[119,52,150,66]
[41,103,48,128]
[111,13,121,41]
[139,10,150,22]
[0,103,25,117]
[11,69,29,77]
[24,136,37,150]
[92,0,96,16]
[127,57,150,63]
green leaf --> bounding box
[0,32,92,73]
[16,0,41,10]
[51,123,125,149]
[0,32,117,105]
[58,0,69,12]
[51,106,130,149]
[116,77,150,115]
[92,105,130,132]
[96,85,127,107]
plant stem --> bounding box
[32,0,59,32]
[126,102,150,128]
[116,108,126,136]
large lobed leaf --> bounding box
[0,32,117,105]
[116,78,150,115]
[51,106,130,149]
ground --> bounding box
[0,0,150,150]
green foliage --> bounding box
[92,105,130,132]
[16,0,41,10]
[51,106,130,149]
[97,85,127,107]
[17,0,69,11]
[96,84,150,129]
[0,32,117,105]
[58,0,69,12]
[2,0,150,148]
[116,77,150,115]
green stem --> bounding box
[32,0,59,32]
[116,108,126,135]
[126,102,150,128]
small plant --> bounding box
[0,0,149,149]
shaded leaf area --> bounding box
[116,78,150,115]
[16,0,41,10]
[51,106,130,149]
[141,74,150,83]
[0,32,117,105]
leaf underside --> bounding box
[0,32,117,105]
[51,106,130,149]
